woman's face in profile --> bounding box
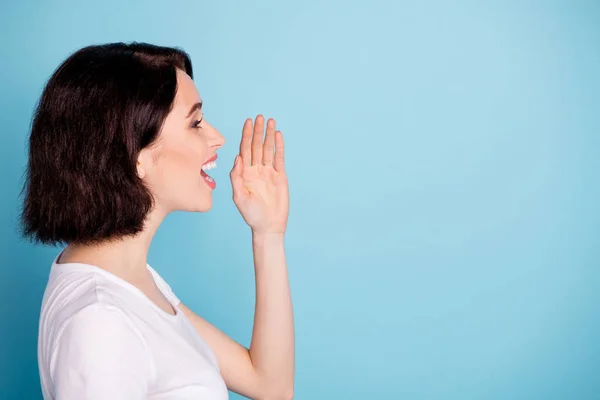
[138,68,226,214]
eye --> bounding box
[192,115,204,129]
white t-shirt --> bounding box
[38,251,229,400]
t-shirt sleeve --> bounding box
[52,304,154,400]
[146,264,181,306]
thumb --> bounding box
[230,155,245,193]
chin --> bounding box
[192,195,213,213]
[168,186,213,213]
[195,204,212,213]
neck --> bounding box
[60,207,167,280]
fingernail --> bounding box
[234,155,239,165]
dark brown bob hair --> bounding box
[20,42,193,246]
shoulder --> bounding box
[43,264,139,323]
[61,302,144,343]
[51,303,156,398]
[57,303,152,367]
[40,264,154,366]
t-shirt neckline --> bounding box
[52,250,180,320]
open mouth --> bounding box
[201,154,217,189]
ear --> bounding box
[136,161,146,179]
[136,148,151,179]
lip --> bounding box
[202,154,218,165]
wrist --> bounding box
[252,231,285,243]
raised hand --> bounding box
[229,115,289,236]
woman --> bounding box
[21,42,294,400]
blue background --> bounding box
[1,1,599,399]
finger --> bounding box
[262,118,276,166]
[251,114,264,166]
[230,155,245,194]
[230,154,243,176]
[240,118,253,167]
[274,130,285,173]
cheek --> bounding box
[156,143,202,181]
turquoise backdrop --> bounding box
[1,1,599,399]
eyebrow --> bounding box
[185,101,203,118]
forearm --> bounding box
[249,232,294,398]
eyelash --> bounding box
[192,115,204,129]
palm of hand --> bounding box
[229,115,289,235]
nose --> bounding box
[207,122,226,149]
